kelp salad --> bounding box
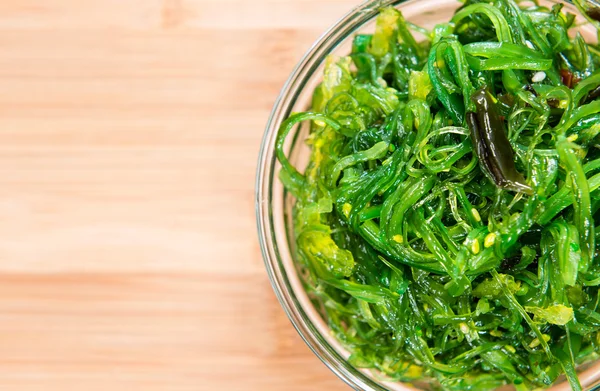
[275,0,600,389]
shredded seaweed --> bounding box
[275,0,600,389]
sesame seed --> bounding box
[484,233,497,248]
[342,203,352,218]
[471,208,481,222]
[471,239,480,254]
[532,71,546,83]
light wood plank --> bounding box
[0,274,344,390]
[0,1,354,30]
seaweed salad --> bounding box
[275,0,600,389]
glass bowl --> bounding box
[256,0,600,389]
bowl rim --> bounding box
[256,1,404,389]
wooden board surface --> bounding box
[0,1,356,389]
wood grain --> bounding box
[0,0,356,389]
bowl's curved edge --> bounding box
[255,1,401,390]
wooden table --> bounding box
[0,1,355,389]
